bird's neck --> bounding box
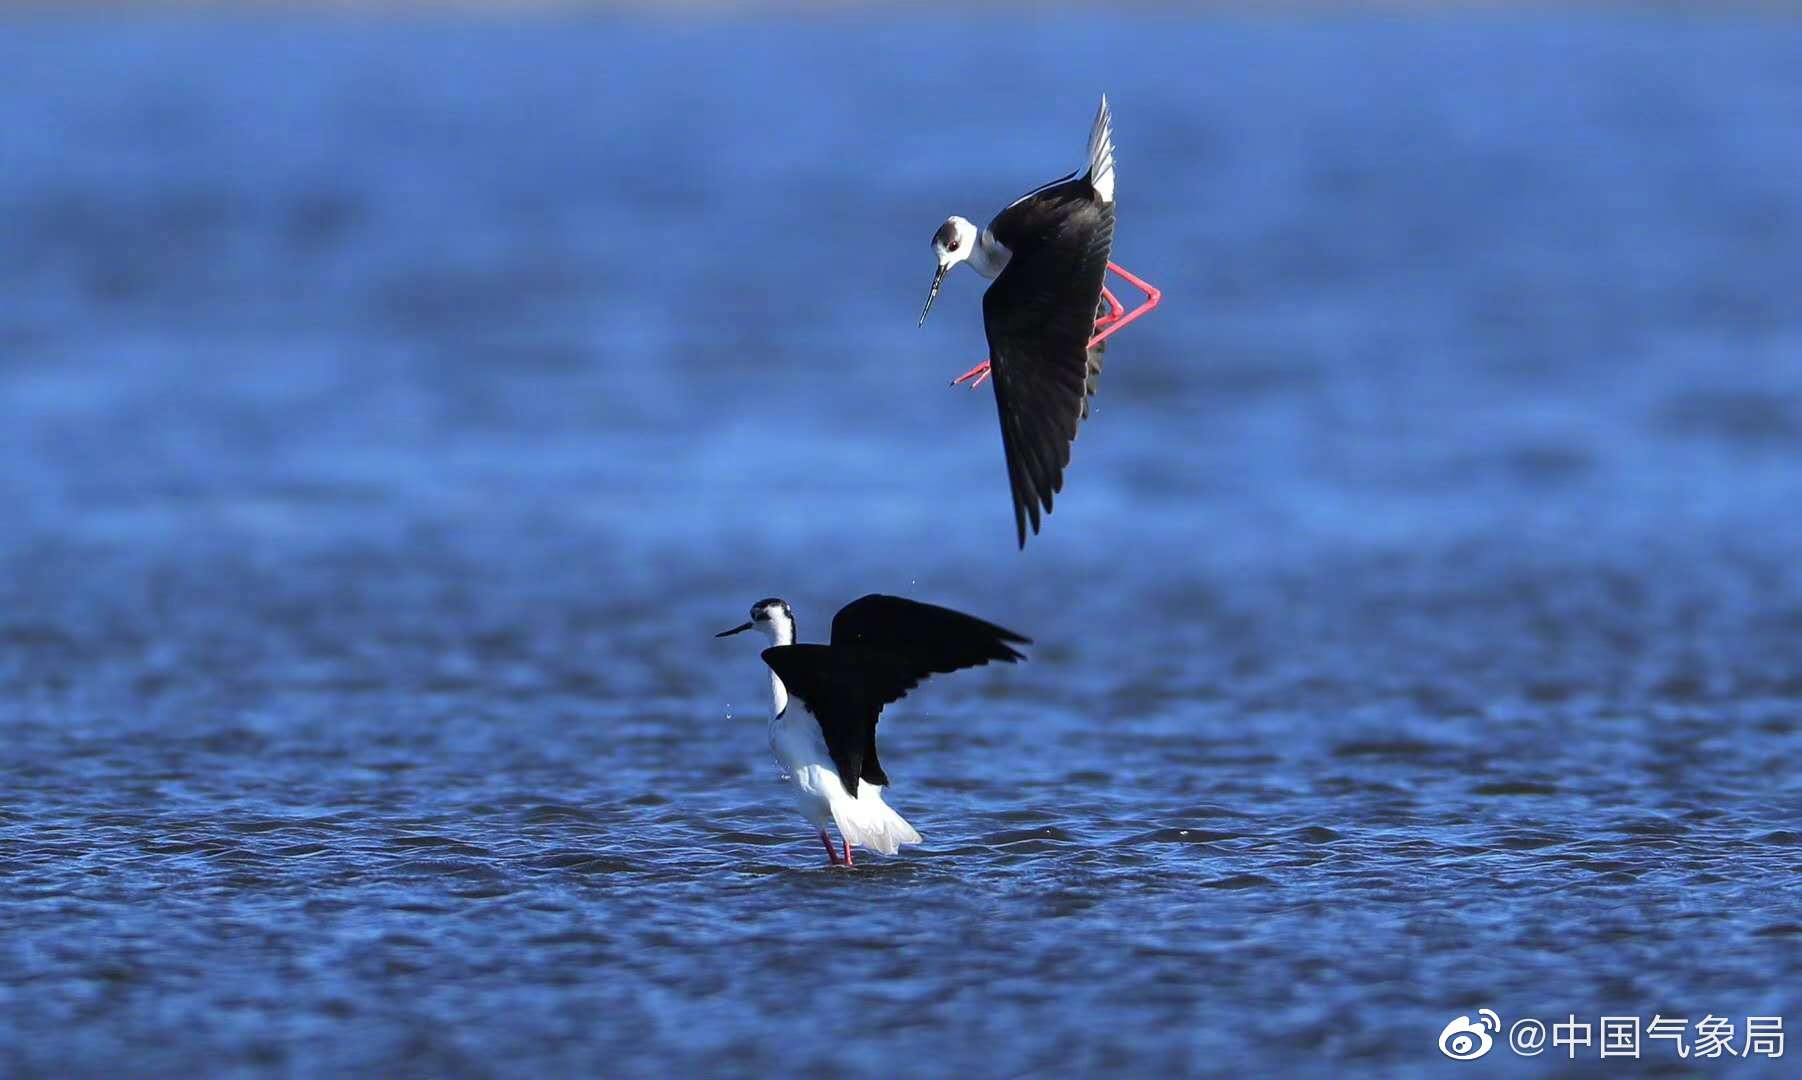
[971,230,1010,279]
[764,616,795,716]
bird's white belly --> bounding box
[768,706,843,828]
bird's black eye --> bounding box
[947,237,961,252]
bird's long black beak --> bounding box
[919,264,948,326]
[715,621,754,638]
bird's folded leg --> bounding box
[819,830,840,865]
[842,840,854,867]
[947,261,1156,388]
[950,359,992,390]
[1087,262,1162,350]
[1093,286,1126,331]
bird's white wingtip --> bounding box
[1088,93,1116,205]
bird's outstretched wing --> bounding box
[983,181,1115,547]
[761,596,1029,795]
[830,594,1029,701]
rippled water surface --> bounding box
[3,10,1801,1076]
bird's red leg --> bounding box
[1087,262,1162,350]
[948,264,1156,390]
[819,830,840,865]
[950,359,991,389]
[1093,285,1126,331]
[842,840,854,867]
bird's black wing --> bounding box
[830,594,1030,704]
[983,177,1116,547]
[761,644,885,797]
[760,597,1030,796]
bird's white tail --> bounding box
[1087,93,1115,205]
[830,784,921,856]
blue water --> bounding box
[2,9,1801,1076]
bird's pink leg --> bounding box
[842,840,854,867]
[951,359,992,389]
[946,265,1157,390]
[951,266,1160,389]
[1087,262,1162,350]
[1092,285,1126,331]
[819,830,840,865]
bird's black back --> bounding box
[982,173,1117,547]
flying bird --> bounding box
[716,594,1029,866]
[918,94,1161,548]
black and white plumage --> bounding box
[716,595,1029,865]
[919,94,1118,548]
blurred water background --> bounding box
[2,5,1800,1076]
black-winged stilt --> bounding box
[716,595,1029,866]
[918,94,1161,548]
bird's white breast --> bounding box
[972,229,1011,279]
[768,705,828,784]
[768,704,839,826]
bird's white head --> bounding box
[715,597,796,647]
[918,216,980,326]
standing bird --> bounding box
[716,595,1029,866]
[918,94,1161,549]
